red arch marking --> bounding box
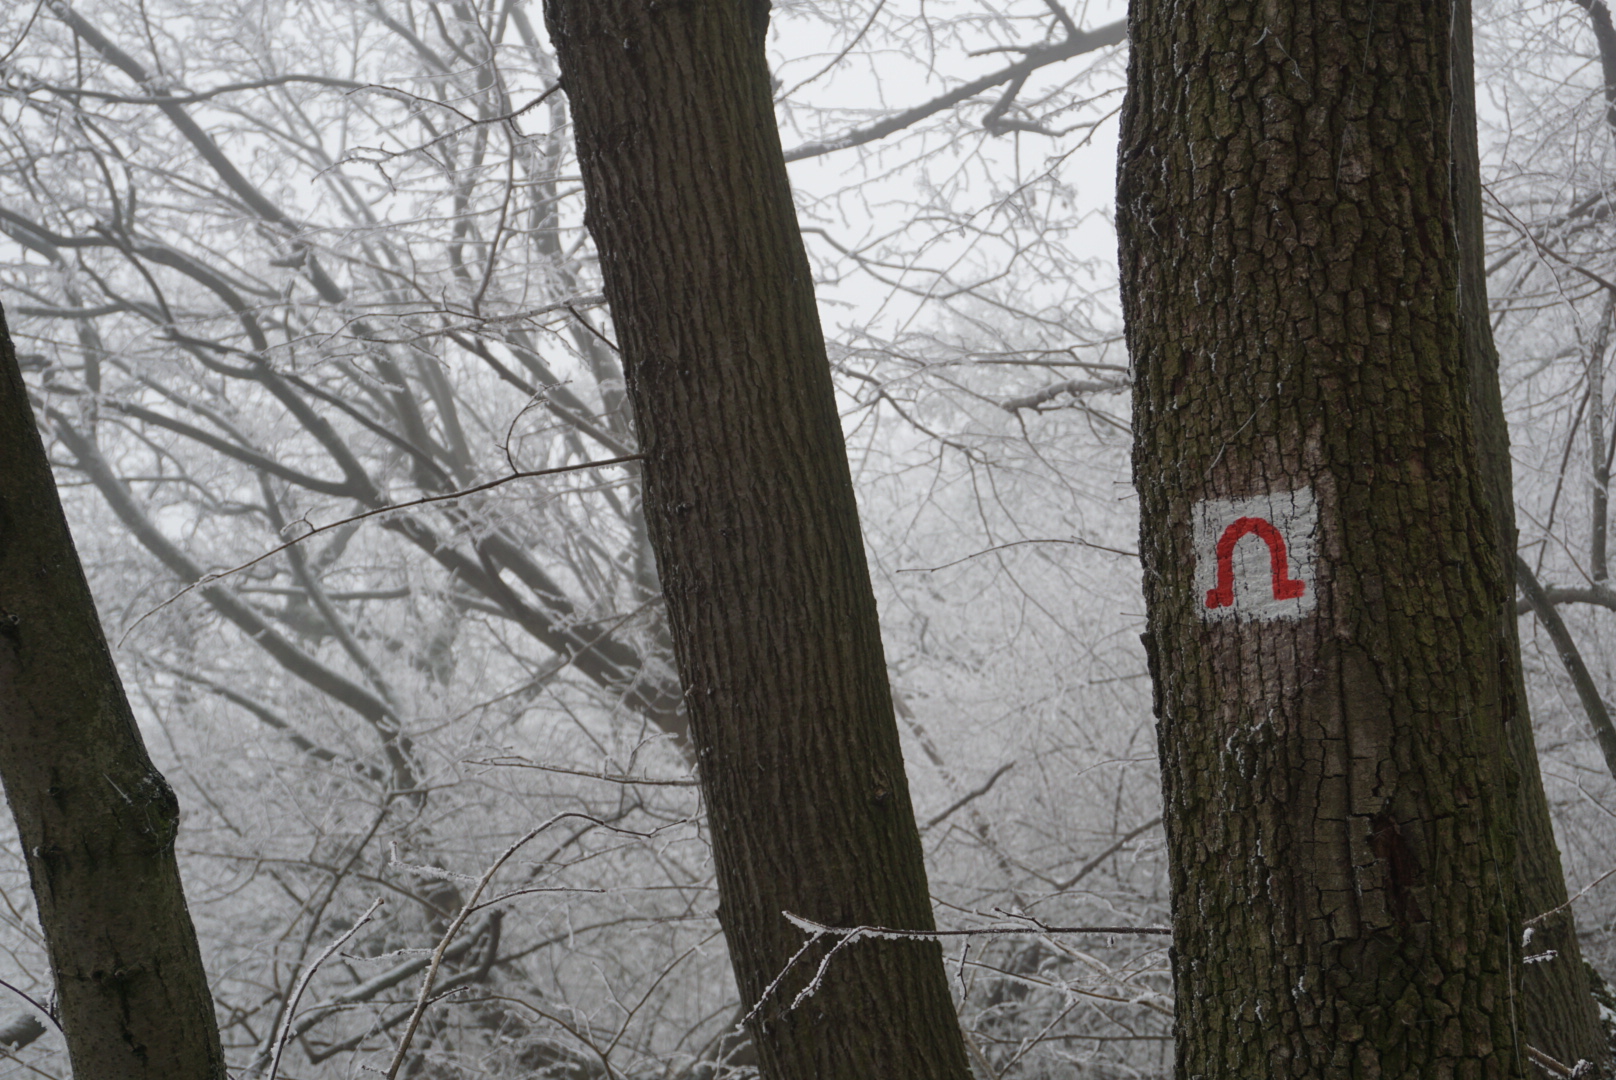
[1204,516,1306,609]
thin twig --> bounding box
[0,981,57,1031]
[382,814,656,1079]
[121,454,642,641]
[898,536,1138,573]
[739,930,831,1029]
[744,913,1171,1024]
[781,19,1126,161]
[263,898,385,1080]
[1527,861,1616,926]
[469,757,699,787]
[1054,816,1165,892]
[782,913,1172,939]
[1488,192,1616,298]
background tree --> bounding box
[1452,0,1608,1061]
[1472,2,1616,1031]
[0,303,224,1078]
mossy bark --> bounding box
[540,3,973,1079]
[0,304,225,1078]
[1120,0,1530,1074]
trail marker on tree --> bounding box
[1193,488,1316,622]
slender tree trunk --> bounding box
[0,305,225,1078]
[1451,3,1612,1065]
[541,4,972,1079]
[1120,0,1528,1073]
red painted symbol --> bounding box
[1204,516,1307,610]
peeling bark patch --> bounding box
[1194,488,1318,622]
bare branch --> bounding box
[1568,0,1616,134]
[471,757,699,787]
[923,761,1015,831]
[781,20,1126,162]
[259,898,386,1080]
[1002,378,1127,412]
[129,453,642,630]
[25,73,370,105]
[1516,555,1616,782]
[1054,816,1164,892]
[383,813,660,1079]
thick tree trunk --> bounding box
[541,4,972,1080]
[1120,0,1528,1075]
[0,305,225,1078]
[1451,2,1612,1067]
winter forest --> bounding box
[1,0,1615,1076]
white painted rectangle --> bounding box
[1193,488,1318,623]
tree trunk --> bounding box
[1120,0,1528,1074]
[540,4,973,1080]
[1451,1,1612,1066]
[0,304,225,1078]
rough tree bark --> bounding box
[1120,0,1537,1074]
[0,303,225,1077]
[541,4,973,1080]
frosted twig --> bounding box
[388,843,482,886]
[741,913,1172,1025]
[121,453,643,642]
[923,761,1016,830]
[1052,815,1165,892]
[1526,860,1616,925]
[382,814,656,1079]
[781,912,1171,939]
[262,898,385,1080]
[788,932,865,1010]
[739,931,828,1029]
[897,536,1138,574]
[1001,378,1128,413]
[468,757,699,787]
